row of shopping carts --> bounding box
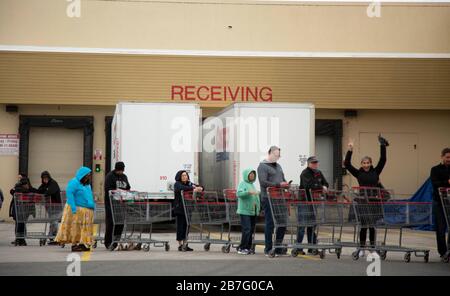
[12,187,450,262]
[180,187,449,263]
[13,192,106,248]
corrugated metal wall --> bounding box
[1,52,449,109]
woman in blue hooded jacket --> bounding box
[55,167,96,252]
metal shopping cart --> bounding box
[438,187,450,263]
[181,190,229,251]
[351,187,432,262]
[222,189,265,254]
[266,187,342,259]
[92,202,105,249]
[109,190,172,252]
[14,193,64,246]
[309,189,356,256]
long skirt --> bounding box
[55,204,94,246]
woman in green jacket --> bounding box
[237,169,261,255]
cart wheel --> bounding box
[319,250,325,259]
[404,252,411,263]
[135,243,142,251]
[268,249,276,258]
[336,249,341,259]
[311,249,319,256]
[352,251,359,261]
[291,249,299,257]
[204,243,211,251]
[165,243,170,252]
[442,255,449,263]
[143,244,150,252]
[39,239,46,246]
[424,252,429,263]
[221,245,230,254]
[93,241,98,249]
[118,244,123,251]
[379,251,387,261]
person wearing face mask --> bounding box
[55,166,96,252]
[430,147,450,261]
[344,135,389,257]
[297,156,329,255]
[173,170,204,252]
[258,146,290,256]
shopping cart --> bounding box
[351,187,432,262]
[439,187,450,263]
[266,187,343,259]
[222,189,265,254]
[14,193,64,246]
[92,202,105,249]
[310,189,357,255]
[109,190,172,252]
[181,190,229,251]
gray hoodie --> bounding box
[257,159,286,200]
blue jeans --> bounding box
[240,215,256,250]
[263,198,286,253]
[297,226,317,247]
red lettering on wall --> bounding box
[197,86,210,100]
[185,85,195,100]
[170,85,273,102]
[171,85,184,100]
[210,86,221,101]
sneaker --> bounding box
[358,250,366,258]
[178,245,183,252]
[238,249,250,255]
[18,239,27,246]
[47,240,59,246]
[109,243,119,251]
[183,245,194,252]
[71,245,83,252]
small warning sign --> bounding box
[0,134,19,156]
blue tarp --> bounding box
[382,178,435,231]
[408,178,435,231]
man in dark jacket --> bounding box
[297,156,329,254]
[37,171,61,244]
[104,162,131,250]
[430,147,450,261]
[10,175,36,246]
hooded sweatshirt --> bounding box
[37,171,61,203]
[66,167,95,214]
[257,159,286,200]
[237,169,261,216]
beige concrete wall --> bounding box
[316,109,450,197]
[0,104,114,220]
[1,0,450,53]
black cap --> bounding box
[115,162,125,171]
[41,171,51,179]
[307,156,319,164]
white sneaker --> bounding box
[358,250,366,257]
[238,249,250,255]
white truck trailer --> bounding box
[112,102,201,196]
[200,103,315,193]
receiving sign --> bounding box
[0,134,19,156]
